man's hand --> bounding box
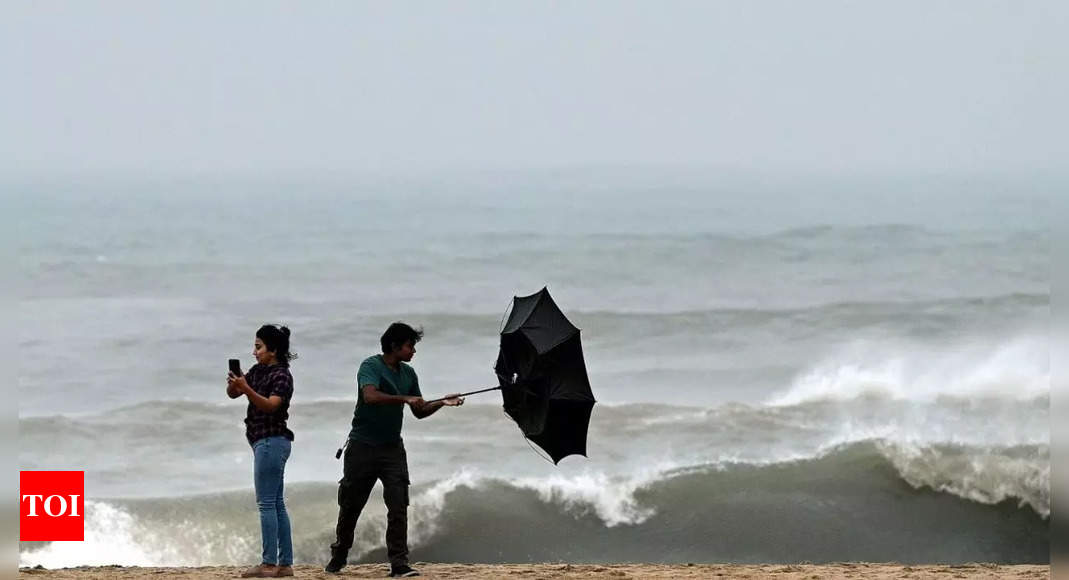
[441,394,465,407]
[405,396,425,408]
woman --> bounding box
[228,325,297,578]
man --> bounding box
[326,322,463,578]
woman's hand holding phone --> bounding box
[228,372,250,394]
[226,359,248,398]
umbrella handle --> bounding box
[425,386,501,404]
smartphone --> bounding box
[228,359,243,377]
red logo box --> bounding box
[20,471,85,541]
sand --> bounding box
[16,563,1050,579]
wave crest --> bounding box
[768,337,1048,406]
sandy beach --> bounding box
[16,563,1050,579]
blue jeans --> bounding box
[252,436,293,566]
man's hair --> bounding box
[380,322,423,354]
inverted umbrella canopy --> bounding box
[495,287,595,464]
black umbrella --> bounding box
[426,287,595,463]
[495,287,596,463]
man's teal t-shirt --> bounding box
[349,354,421,444]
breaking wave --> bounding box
[20,440,1048,568]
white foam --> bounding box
[511,471,660,527]
[877,440,1050,517]
[767,337,1049,406]
[19,500,256,569]
[407,468,663,534]
[20,502,169,568]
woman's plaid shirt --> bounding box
[244,363,295,445]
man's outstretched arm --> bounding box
[411,394,464,419]
[362,384,422,406]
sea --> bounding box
[14,171,1051,566]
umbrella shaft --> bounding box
[425,386,500,404]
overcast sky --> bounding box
[3,1,1065,177]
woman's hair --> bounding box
[257,324,297,363]
[380,322,423,354]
